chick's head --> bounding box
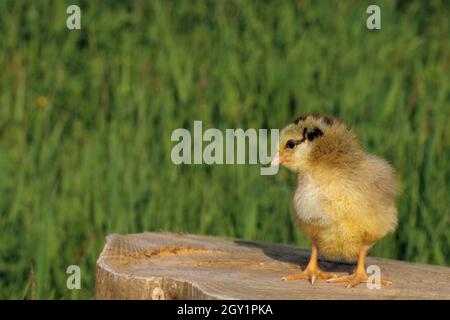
[272,114,362,172]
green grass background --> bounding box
[0,0,449,299]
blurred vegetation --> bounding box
[0,0,449,299]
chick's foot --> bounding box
[327,272,392,288]
[282,267,337,285]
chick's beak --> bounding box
[271,152,284,167]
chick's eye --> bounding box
[285,140,297,149]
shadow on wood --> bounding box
[234,239,355,274]
[96,232,450,300]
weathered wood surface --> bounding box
[96,232,450,300]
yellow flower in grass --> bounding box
[34,96,49,108]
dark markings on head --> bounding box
[302,127,307,139]
[294,114,336,126]
[293,115,308,124]
[306,127,323,141]
[322,115,335,126]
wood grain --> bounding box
[95,232,450,300]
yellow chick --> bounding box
[272,114,399,288]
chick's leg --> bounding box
[327,244,392,288]
[282,242,337,284]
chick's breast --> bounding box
[293,156,399,261]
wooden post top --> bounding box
[95,232,450,300]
